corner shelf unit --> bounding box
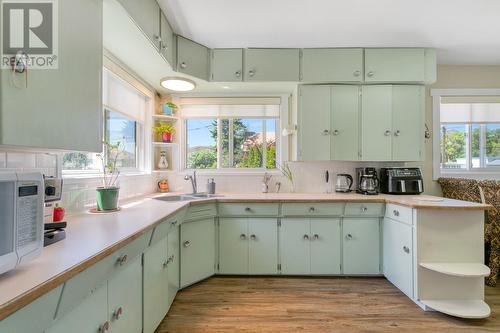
[421,299,490,319]
[419,263,490,278]
[151,97,181,173]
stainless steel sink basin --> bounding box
[154,193,221,202]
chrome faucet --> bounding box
[184,171,197,194]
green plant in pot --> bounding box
[154,121,176,143]
[96,141,123,211]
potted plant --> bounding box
[162,102,178,116]
[95,141,123,211]
[154,121,176,143]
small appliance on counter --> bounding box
[335,174,353,193]
[379,167,424,194]
[355,167,379,195]
[43,176,67,246]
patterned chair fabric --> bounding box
[478,180,500,286]
[436,178,482,203]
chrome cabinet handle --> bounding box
[345,234,353,240]
[250,234,256,240]
[116,254,128,266]
[183,240,191,247]
[313,234,319,240]
[113,307,123,320]
[309,207,315,213]
[353,70,361,77]
[248,69,255,77]
[180,62,187,69]
[235,71,241,77]
[393,210,400,217]
[394,130,401,136]
[367,71,374,77]
[360,206,368,212]
[240,233,247,240]
[322,129,330,135]
[332,130,339,136]
[384,130,391,136]
[99,321,110,333]
[303,234,309,240]
[403,246,410,254]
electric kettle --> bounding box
[358,174,379,195]
[335,174,353,193]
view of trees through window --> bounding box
[186,118,277,169]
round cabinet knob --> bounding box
[345,234,353,240]
[353,70,361,77]
[235,71,241,77]
[403,246,410,254]
[113,307,123,320]
[313,234,319,240]
[384,130,391,136]
[117,254,128,266]
[180,62,187,69]
[169,255,175,263]
[154,35,162,42]
[309,207,315,213]
[163,260,169,268]
[250,234,257,240]
[360,206,368,212]
[394,130,401,136]
[161,43,168,51]
[171,220,177,226]
[183,240,191,247]
[393,210,400,217]
[245,207,252,212]
[303,234,310,240]
[240,233,247,240]
[248,70,255,77]
[99,321,110,333]
[322,129,330,136]
[367,71,374,78]
[332,130,339,136]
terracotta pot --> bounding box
[162,132,172,143]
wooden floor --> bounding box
[156,277,500,333]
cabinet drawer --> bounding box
[150,210,183,245]
[344,203,384,217]
[385,204,413,225]
[56,231,151,318]
[281,203,344,216]
[218,203,279,217]
[184,203,217,221]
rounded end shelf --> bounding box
[419,262,490,277]
[421,299,491,319]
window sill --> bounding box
[182,169,282,176]
[437,171,500,180]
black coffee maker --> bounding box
[355,167,379,195]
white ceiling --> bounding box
[159,0,500,65]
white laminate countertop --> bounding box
[0,192,490,319]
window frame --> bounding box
[431,88,500,179]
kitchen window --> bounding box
[181,97,288,171]
[432,89,500,178]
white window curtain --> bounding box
[179,97,281,118]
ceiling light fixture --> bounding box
[160,77,196,92]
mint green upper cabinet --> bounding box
[248,218,278,274]
[361,85,393,161]
[108,255,142,333]
[392,86,424,161]
[244,49,300,81]
[280,218,310,274]
[310,219,341,275]
[143,238,169,333]
[118,0,161,50]
[0,0,102,152]
[331,85,360,160]
[167,225,180,307]
[298,85,331,161]
[301,48,363,82]
[342,218,380,275]
[211,49,243,82]
[176,36,210,81]
[364,48,425,83]
[219,218,249,274]
[180,218,215,287]
[160,12,175,66]
[47,283,108,333]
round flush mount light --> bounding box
[160,77,196,92]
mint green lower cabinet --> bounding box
[342,218,381,275]
[108,255,142,333]
[219,218,249,274]
[280,219,310,274]
[310,219,341,274]
[143,238,169,333]
[46,283,108,333]
[248,218,278,274]
[167,226,180,307]
[180,218,216,288]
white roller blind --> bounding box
[440,103,500,124]
[179,97,281,119]
[103,68,147,123]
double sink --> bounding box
[154,193,221,202]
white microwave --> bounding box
[0,172,44,275]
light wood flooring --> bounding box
[156,277,500,333]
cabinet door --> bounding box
[331,85,360,160]
[310,219,341,275]
[211,49,243,82]
[160,12,175,66]
[392,86,424,161]
[298,85,331,161]
[383,218,413,298]
[167,225,180,307]
[0,0,102,152]
[47,283,108,333]
[248,218,278,274]
[365,48,425,83]
[180,218,215,287]
[361,85,392,161]
[219,218,249,274]
[119,0,160,50]
[343,218,380,275]
[143,238,169,333]
[301,48,363,82]
[244,49,300,81]
[177,36,210,81]
[108,256,142,333]
[280,219,310,274]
